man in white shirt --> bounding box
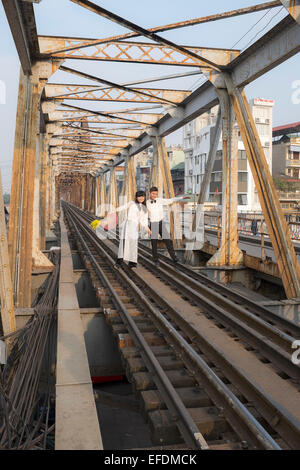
[146,186,185,266]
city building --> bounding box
[135,150,152,191]
[183,99,274,211]
[272,122,300,179]
[171,162,185,195]
[272,122,300,210]
[134,146,185,193]
[167,145,185,169]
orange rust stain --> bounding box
[289,0,296,17]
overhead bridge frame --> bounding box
[2,0,300,306]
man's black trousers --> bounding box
[150,220,176,262]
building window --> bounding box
[238,194,248,205]
[215,172,222,182]
[238,172,247,182]
[293,169,299,178]
[238,150,247,160]
[256,123,269,136]
[211,172,222,182]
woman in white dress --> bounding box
[115,191,150,268]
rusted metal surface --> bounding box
[47,110,163,125]
[280,0,300,24]
[0,170,16,344]
[223,74,300,298]
[3,0,300,309]
[108,16,299,172]
[45,84,191,105]
[206,91,243,268]
[40,37,239,67]
[2,0,37,75]
[38,2,280,55]
[231,16,300,87]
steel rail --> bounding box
[63,201,299,449]
[76,207,300,339]
[63,203,208,450]
[63,202,300,448]
[68,204,299,377]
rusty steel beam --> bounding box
[52,148,120,155]
[0,169,16,343]
[100,16,299,173]
[2,0,38,75]
[56,117,150,126]
[47,71,202,100]
[50,138,130,147]
[53,144,127,151]
[60,126,143,139]
[46,110,163,125]
[41,37,239,67]
[57,103,159,126]
[230,15,300,87]
[207,91,243,268]
[58,65,190,105]
[45,85,190,106]
[69,0,228,70]
[38,2,280,55]
[224,73,300,298]
[280,0,300,24]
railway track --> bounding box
[62,202,300,450]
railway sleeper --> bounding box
[141,384,246,413]
[148,406,230,446]
[111,322,156,336]
[118,332,166,349]
[121,345,174,359]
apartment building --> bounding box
[183,99,274,211]
[272,123,300,179]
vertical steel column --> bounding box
[128,156,137,199]
[8,67,41,306]
[149,136,163,197]
[99,173,107,217]
[224,73,300,298]
[90,176,96,213]
[157,136,182,247]
[80,175,85,210]
[95,175,99,215]
[0,169,16,343]
[39,134,47,250]
[185,107,222,262]
[207,89,243,267]
[32,131,53,271]
[7,69,28,299]
[108,167,118,210]
[51,167,57,222]
[84,174,89,212]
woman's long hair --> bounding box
[135,190,146,206]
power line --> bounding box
[242,7,285,50]
[231,8,273,49]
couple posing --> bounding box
[115,186,184,269]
